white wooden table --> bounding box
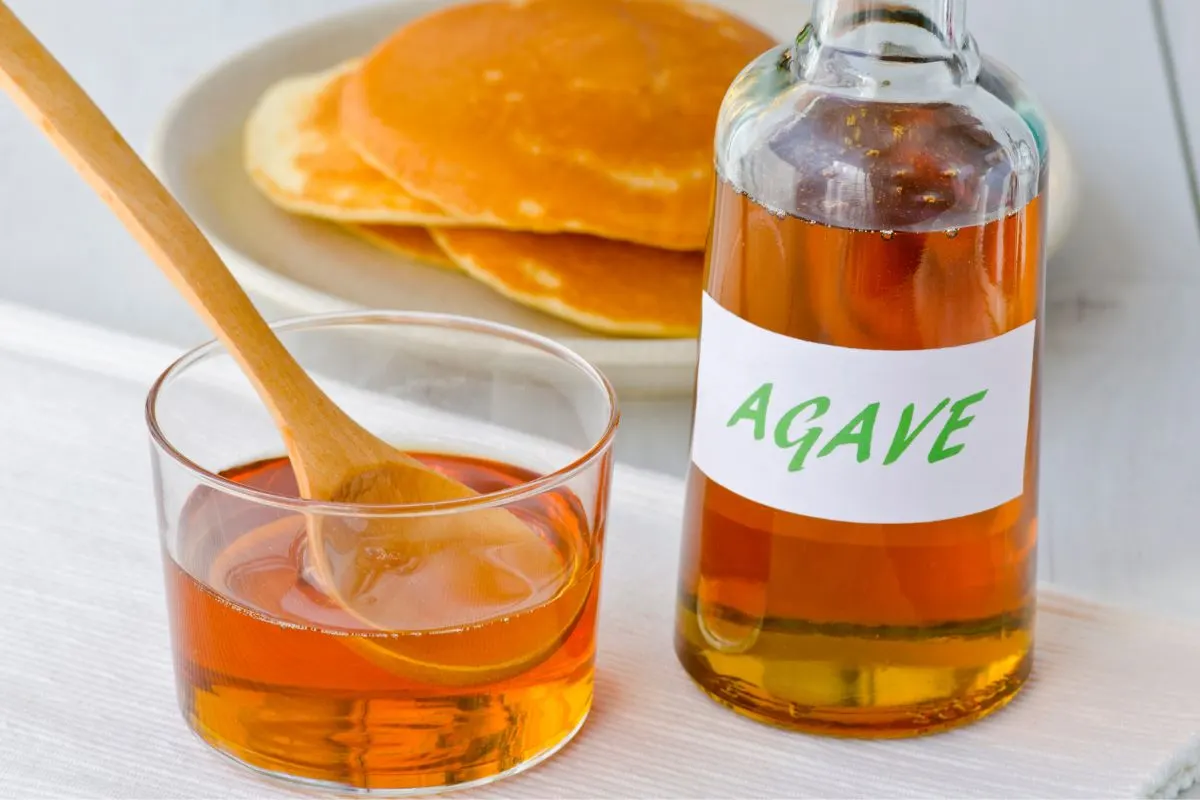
[2,0,1200,737]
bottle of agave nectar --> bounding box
[677,0,1046,737]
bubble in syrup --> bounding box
[880,230,895,240]
[696,576,764,654]
[946,228,960,239]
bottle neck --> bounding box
[794,0,978,92]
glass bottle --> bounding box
[676,0,1046,737]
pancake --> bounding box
[341,0,774,251]
[429,228,704,337]
[342,224,459,270]
[244,60,456,224]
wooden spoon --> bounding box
[0,3,579,683]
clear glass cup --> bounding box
[147,311,618,796]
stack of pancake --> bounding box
[243,0,773,338]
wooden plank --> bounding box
[969,0,1200,282]
[1162,0,1200,228]
[960,0,1200,614]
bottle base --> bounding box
[676,629,1031,739]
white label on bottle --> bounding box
[690,293,1036,524]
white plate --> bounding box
[149,0,1078,398]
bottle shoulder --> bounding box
[716,46,1048,232]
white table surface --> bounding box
[3,3,1200,780]
[6,305,1200,800]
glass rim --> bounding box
[145,310,621,518]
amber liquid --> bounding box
[676,179,1042,737]
[165,453,599,792]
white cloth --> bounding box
[1,301,1198,800]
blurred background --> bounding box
[1,0,1199,618]
[2,0,1193,356]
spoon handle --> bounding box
[0,3,353,455]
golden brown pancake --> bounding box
[429,228,704,337]
[342,224,459,270]
[244,61,456,224]
[341,0,774,251]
